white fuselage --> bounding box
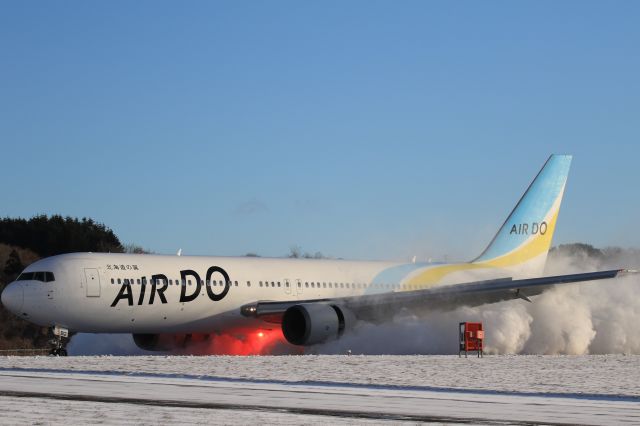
[4,252,506,334]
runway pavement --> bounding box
[0,368,638,425]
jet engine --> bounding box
[132,333,209,351]
[133,333,170,351]
[281,303,354,346]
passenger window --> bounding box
[118,278,121,284]
[247,281,251,287]
[111,278,115,284]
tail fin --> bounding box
[472,154,572,277]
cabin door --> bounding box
[84,268,101,297]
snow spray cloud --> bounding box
[316,245,640,355]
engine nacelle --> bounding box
[132,333,167,351]
[132,333,202,351]
[281,303,354,346]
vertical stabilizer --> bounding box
[472,154,572,277]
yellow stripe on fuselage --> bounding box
[403,262,487,289]
[403,210,559,289]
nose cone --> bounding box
[1,282,24,314]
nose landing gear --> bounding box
[49,325,69,356]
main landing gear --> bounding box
[49,346,67,356]
[49,325,69,356]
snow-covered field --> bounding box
[0,355,639,424]
[2,354,639,397]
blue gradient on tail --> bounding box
[473,154,572,263]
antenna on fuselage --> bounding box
[177,248,182,256]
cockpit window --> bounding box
[16,271,55,282]
[16,272,34,281]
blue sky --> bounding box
[1,1,639,260]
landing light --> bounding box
[257,332,264,338]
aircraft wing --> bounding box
[241,269,634,322]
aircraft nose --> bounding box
[1,282,24,314]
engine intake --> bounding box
[281,303,353,346]
[132,333,163,351]
[132,333,203,351]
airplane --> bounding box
[1,154,635,355]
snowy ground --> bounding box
[0,355,639,424]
